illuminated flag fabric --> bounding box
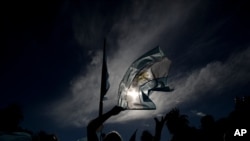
[118,46,172,110]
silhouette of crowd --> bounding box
[88,96,250,141]
[0,103,58,141]
[0,96,249,141]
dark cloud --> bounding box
[1,0,250,141]
[49,0,250,127]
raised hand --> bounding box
[154,116,165,132]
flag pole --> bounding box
[99,38,106,117]
[98,38,107,141]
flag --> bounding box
[100,42,110,98]
[118,46,172,110]
[99,39,110,116]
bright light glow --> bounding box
[126,87,141,109]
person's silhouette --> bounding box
[87,106,124,141]
[0,103,23,132]
[165,108,197,141]
[87,106,166,141]
[140,130,153,141]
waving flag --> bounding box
[100,40,110,98]
[118,46,173,110]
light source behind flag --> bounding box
[118,46,172,110]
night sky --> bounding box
[1,0,250,141]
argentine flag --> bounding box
[118,47,173,110]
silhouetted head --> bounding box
[140,130,153,141]
[38,131,58,141]
[165,108,189,134]
[103,131,122,141]
[0,103,23,132]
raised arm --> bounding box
[153,116,165,141]
[87,106,124,141]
